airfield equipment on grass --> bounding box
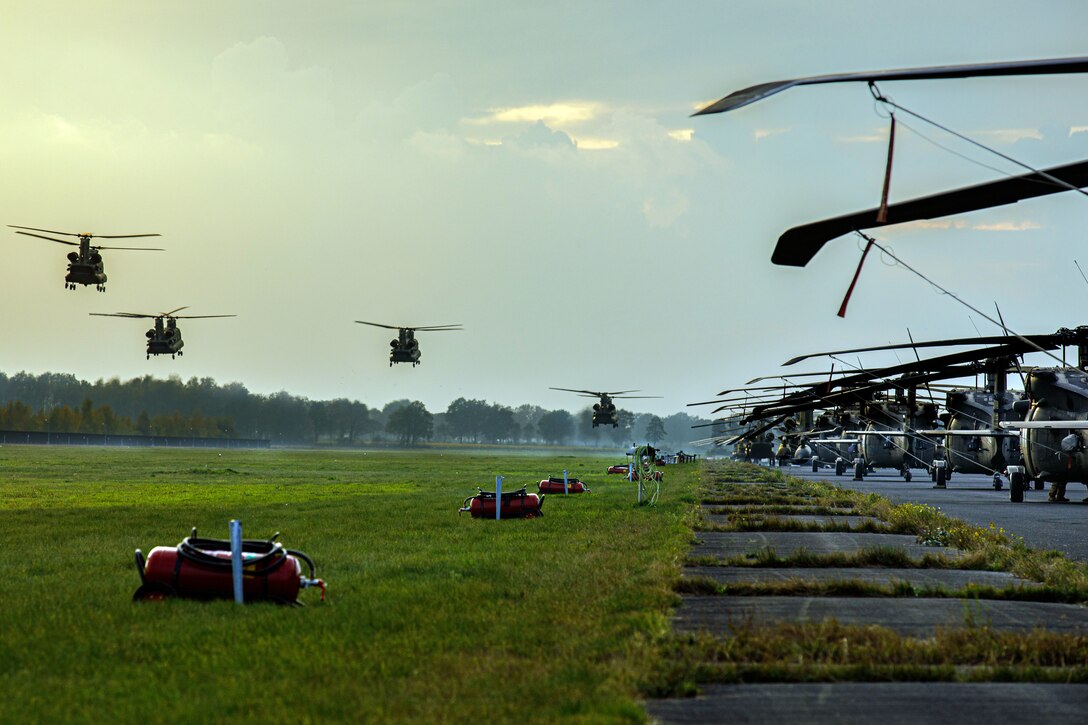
[538,476,589,494]
[460,487,544,518]
[90,307,236,359]
[355,320,462,367]
[549,388,661,428]
[9,224,163,292]
[133,527,325,604]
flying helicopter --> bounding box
[549,388,662,428]
[9,224,163,292]
[354,321,462,367]
[90,307,236,359]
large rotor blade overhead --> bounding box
[694,56,1088,116]
[90,233,161,239]
[161,306,190,317]
[413,324,463,331]
[13,231,78,246]
[773,158,1088,267]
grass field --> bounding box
[0,446,699,723]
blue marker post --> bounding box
[563,469,569,495]
[495,475,503,520]
[229,519,244,604]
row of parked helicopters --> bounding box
[9,224,466,365]
[691,55,1088,502]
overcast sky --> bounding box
[2,1,1087,419]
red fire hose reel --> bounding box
[460,487,544,518]
[537,477,589,494]
[133,528,326,604]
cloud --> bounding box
[407,130,467,161]
[668,128,694,142]
[973,128,1043,144]
[478,102,602,126]
[972,220,1042,232]
[753,127,789,141]
[891,219,969,232]
[573,137,619,150]
[642,191,690,228]
[1070,126,1088,136]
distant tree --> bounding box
[513,404,545,442]
[136,410,152,435]
[445,398,491,442]
[386,401,434,446]
[536,409,574,445]
[644,415,667,445]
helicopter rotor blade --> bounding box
[95,245,165,251]
[13,230,79,247]
[781,334,1052,366]
[8,225,83,237]
[355,320,402,330]
[160,307,190,317]
[89,312,156,319]
[172,315,237,319]
[92,233,162,239]
[774,158,1088,267]
[694,56,1088,116]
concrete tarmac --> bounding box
[645,683,1088,724]
[785,466,1088,562]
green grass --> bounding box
[0,446,700,723]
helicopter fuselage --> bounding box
[1020,368,1088,484]
[944,389,1022,474]
[592,394,618,427]
[146,318,184,359]
[65,239,107,291]
[390,329,421,366]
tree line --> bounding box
[0,371,709,448]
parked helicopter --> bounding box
[90,307,235,359]
[10,224,163,292]
[549,388,661,428]
[354,321,462,367]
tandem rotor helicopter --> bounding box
[10,224,163,292]
[90,307,236,359]
[354,321,463,367]
[549,388,661,428]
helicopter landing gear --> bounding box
[853,458,865,481]
[835,458,845,476]
[902,465,912,482]
[992,473,1003,490]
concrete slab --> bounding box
[645,682,1088,725]
[704,514,884,528]
[674,595,1088,635]
[693,531,953,560]
[683,566,1038,589]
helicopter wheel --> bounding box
[178,351,183,356]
